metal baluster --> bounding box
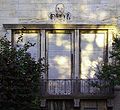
[64,79,66,95]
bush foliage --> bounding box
[96,37,120,86]
[0,36,45,110]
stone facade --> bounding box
[0,0,120,25]
[0,0,120,110]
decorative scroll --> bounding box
[48,79,72,95]
[40,79,113,96]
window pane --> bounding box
[48,33,71,79]
[81,33,105,79]
[14,33,40,60]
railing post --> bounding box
[75,77,79,95]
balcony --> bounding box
[40,79,114,99]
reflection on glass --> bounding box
[48,33,71,79]
[81,33,105,79]
[14,33,39,60]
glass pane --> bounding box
[48,33,71,79]
[81,33,105,79]
[14,33,39,60]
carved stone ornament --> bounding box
[49,3,71,21]
[74,99,80,107]
[40,99,46,107]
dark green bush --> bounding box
[0,36,45,110]
[96,37,120,86]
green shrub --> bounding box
[0,36,45,110]
[95,37,120,86]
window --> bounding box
[13,30,40,61]
[80,30,107,79]
[46,30,74,79]
[13,29,108,80]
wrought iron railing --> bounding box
[40,79,114,97]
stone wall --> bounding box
[0,0,119,35]
[0,0,120,25]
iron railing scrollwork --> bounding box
[40,79,114,96]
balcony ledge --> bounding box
[114,85,120,91]
[41,94,114,100]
